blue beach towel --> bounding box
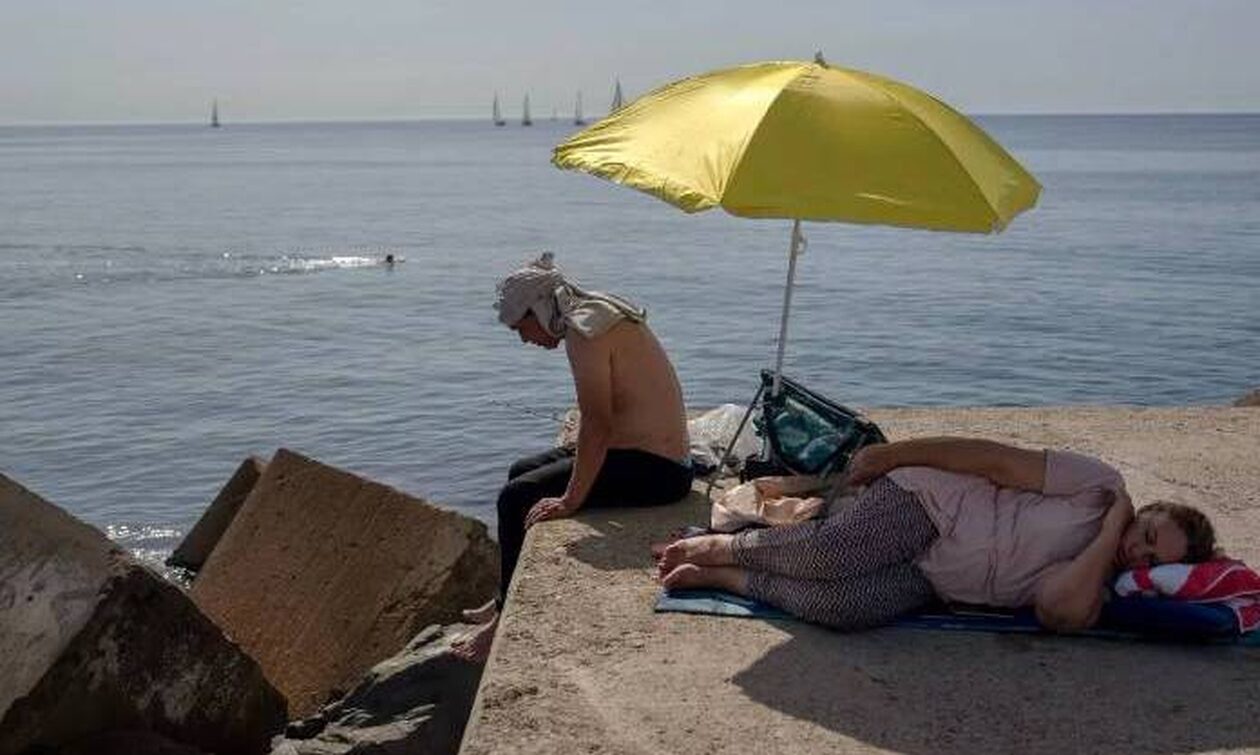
[655,588,1260,645]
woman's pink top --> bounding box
[887,450,1124,607]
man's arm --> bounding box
[847,437,1046,492]
[1034,491,1133,631]
[559,332,614,509]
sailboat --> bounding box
[210,99,221,128]
[492,93,506,126]
[610,79,624,114]
[521,94,532,126]
[574,91,585,126]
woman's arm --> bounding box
[847,437,1046,492]
[1034,491,1133,631]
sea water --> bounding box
[2,115,1258,564]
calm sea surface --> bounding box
[2,115,1258,565]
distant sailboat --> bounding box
[492,93,505,126]
[522,94,532,126]
[210,99,221,128]
[574,91,585,126]
[610,79,624,114]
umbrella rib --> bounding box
[717,63,812,212]
[864,81,1003,232]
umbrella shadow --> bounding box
[733,621,1260,754]
[564,489,710,572]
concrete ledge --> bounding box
[461,407,1260,755]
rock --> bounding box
[0,473,286,755]
[190,449,499,717]
[168,456,267,573]
[1235,389,1260,407]
[269,623,483,755]
[59,730,211,755]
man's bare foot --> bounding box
[654,534,736,576]
[451,615,498,663]
[461,599,498,625]
[660,563,748,594]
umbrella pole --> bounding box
[771,219,804,397]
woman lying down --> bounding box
[654,437,1217,632]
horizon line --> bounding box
[4,110,1260,128]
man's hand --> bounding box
[525,496,580,529]
[846,445,894,486]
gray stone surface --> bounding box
[271,623,483,755]
[0,473,117,719]
[461,407,1260,755]
[168,456,267,572]
[0,473,286,755]
[59,730,211,755]
[191,449,500,717]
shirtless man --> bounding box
[453,252,693,660]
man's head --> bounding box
[495,252,566,341]
[511,311,562,349]
[1116,501,1217,570]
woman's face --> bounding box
[1115,510,1190,570]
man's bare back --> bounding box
[592,320,688,461]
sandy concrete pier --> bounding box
[460,407,1260,755]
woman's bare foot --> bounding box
[650,540,674,562]
[649,528,699,562]
[660,563,749,595]
[451,615,498,663]
[654,534,736,576]
[461,599,498,625]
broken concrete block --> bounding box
[168,456,267,572]
[0,473,287,755]
[190,449,499,717]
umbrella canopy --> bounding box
[553,59,1039,232]
[552,57,1041,396]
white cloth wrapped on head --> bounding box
[494,252,646,338]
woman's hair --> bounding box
[1140,501,1217,563]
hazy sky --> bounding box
[3,0,1258,124]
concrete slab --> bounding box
[460,407,1260,755]
[0,473,285,755]
[168,456,267,572]
[191,449,499,717]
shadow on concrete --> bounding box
[565,491,710,573]
[732,622,1260,754]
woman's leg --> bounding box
[746,563,938,631]
[496,456,573,591]
[658,559,937,631]
[731,476,938,580]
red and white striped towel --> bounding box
[1114,560,1260,634]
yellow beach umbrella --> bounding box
[553,55,1041,393]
